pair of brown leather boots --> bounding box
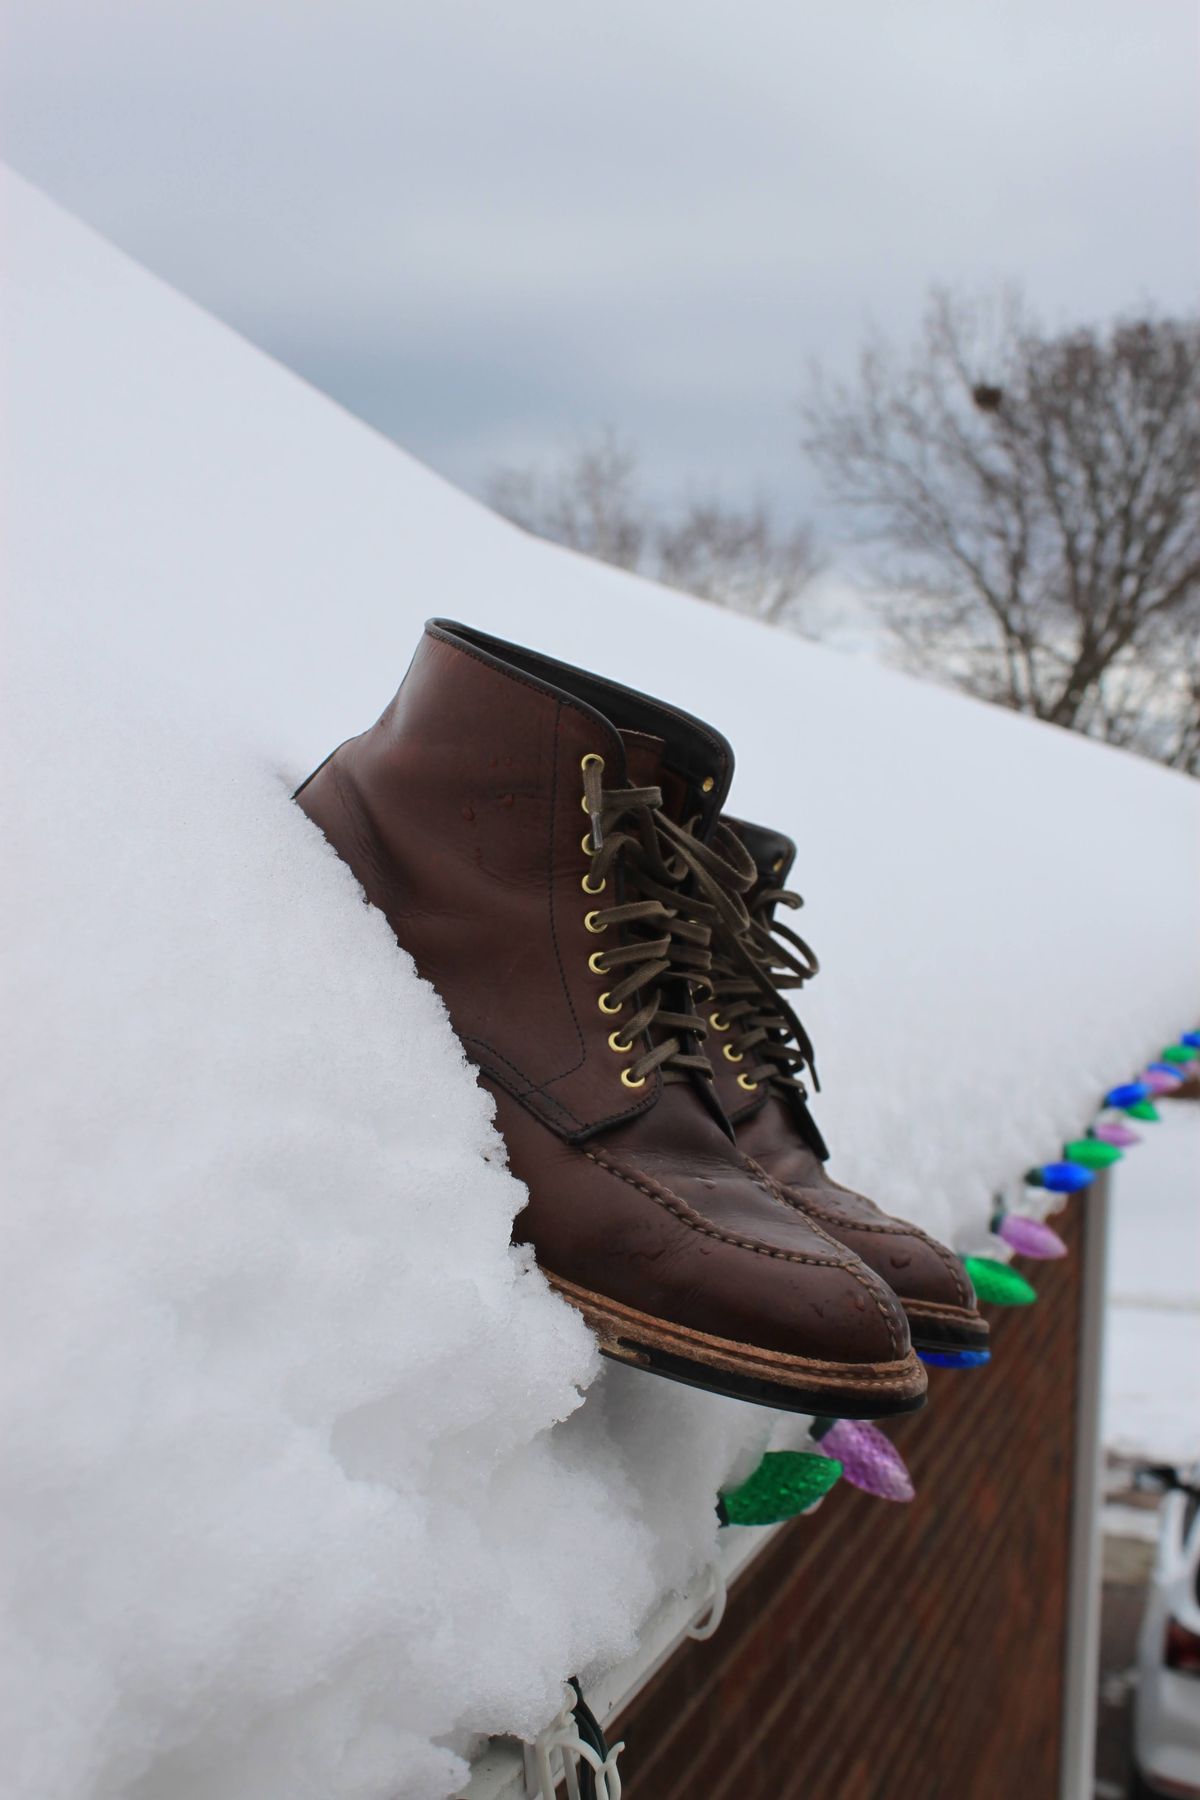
[296,620,986,1419]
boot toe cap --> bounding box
[767,1170,989,1352]
[809,1207,988,1352]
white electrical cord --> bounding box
[525,1687,624,1800]
[685,1558,728,1642]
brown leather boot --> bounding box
[706,816,989,1359]
[295,621,926,1416]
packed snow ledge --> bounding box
[2,168,1198,1800]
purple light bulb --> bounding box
[1094,1119,1141,1148]
[997,1214,1068,1260]
[817,1419,914,1503]
[1143,1069,1182,1096]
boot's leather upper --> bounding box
[707,817,982,1329]
[295,622,916,1375]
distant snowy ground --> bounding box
[1104,1102,1200,1465]
[2,167,1198,1800]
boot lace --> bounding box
[580,754,759,1089]
[708,875,821,1098]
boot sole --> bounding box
[903,1298,991,1355]
[544,1274,928,1418]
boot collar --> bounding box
[427,619,734,837]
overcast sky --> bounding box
[3,0,1197,526]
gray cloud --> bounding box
[3,0,1196,517]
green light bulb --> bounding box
[718,1450,842,1526]
[964,1256,1037,1307]
[1161,1044,1198,1065]
[1063,1138,1122,1169]
[1125,1100,1161,1122]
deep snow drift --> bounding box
[3,168,1198,1799]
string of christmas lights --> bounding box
[712,1027,1199,1542]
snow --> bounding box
[1104,1102,1200,1466]
[2,166,1198,1799]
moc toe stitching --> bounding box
[585,1147,850,1267]
[780,1187,974,1314]
[740,1155,906,1360]
[816,1176,975,1309]
[584,1149,909,1369]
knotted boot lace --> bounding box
[708,871,821,1099]
[579,755,762,1089]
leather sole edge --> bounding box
[544,1273,928,1418]
[904,1297,991,1352]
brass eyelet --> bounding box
[709,1012,729,1032]
[701,776,715,794]
[581,872,606,895]
[588,951,608,976]
[722,1043,744,1064]
[581,831,595,856]
[608,1030,634,1054]
[580,753,605,814]
[736,1073,760,1092]
[620,1067,647,1090]
[584,911,607,934]
[598,991,622,1015]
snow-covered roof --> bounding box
[3,166,1197,1800]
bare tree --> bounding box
[487,430,645,572]
[487,432,822,632]
[657,501,822,628]
[803,291,1200,771]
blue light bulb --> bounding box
[1104,1082,1150,1109]
[1026,1161,1095,1193]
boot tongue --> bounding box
[618,730,691,823]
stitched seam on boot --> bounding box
[587,1149,905,1361]
[470,1043,660,1138]
[789,1199,970,1305]
[584,1148,851,1268]
[433,686,657,1133]
[757,1167,973,1312]
[541,701,588,1082]
[461,697,592,1103]
[466,1039,582,1128]
[793,1203,975,1313]
[806,1194,973,1309]
[740,1156,904,1356]
[787,1202,920,1239]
